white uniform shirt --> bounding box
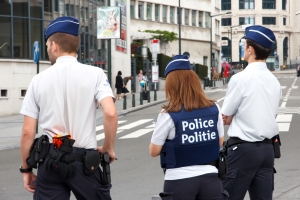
[20,56,115,149]
[151,103,224,180]
[221,62,281,142]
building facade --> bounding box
[220,0,300,70]
[129,0,225,75]
[0,0,131,116]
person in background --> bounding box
[138,70,143,92]
[149,55,228,200]
[222,25,281,200]
[142,72,148,91]
[115,71,123,100]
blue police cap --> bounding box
[164,55,191,77]
[245,25,275,48]
[45,16,79,41]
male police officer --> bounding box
[222,25,281,200]
[19,16,118,199]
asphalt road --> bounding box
[1,73,300,200]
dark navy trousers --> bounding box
[222,142,274,200]
[33,147,112,200]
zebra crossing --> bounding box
[95,119,155,141]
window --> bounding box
[203,56,208,65]
[170,6,175,23]
[192,10,196,26]
[198,11,203,27]
[147,3,152,20]
[162,5,167,22]
[222,18,231,26]
[283,18,286,25]
[32,0,43,18]
[155,4,160,21]
[13,0,28,17]
[222,0,231,10]
[262,17,276,25]
[283,37,288,57]
[21,89,27,97]
[0,17,12,58]
[130,0,135,19]
[0,0,11,15]
[0,89,7,97]
[239,0,254,9]
[205,13,210,28]
[239,17,255,25]
[13,18,29,58]
[185,9,189,25]
[263,0,276,9]
[138,2,144,20]
[282,0,286,10]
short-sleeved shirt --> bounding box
[221,62,281,142]
[20,56,115,149]
[151,103,224,180]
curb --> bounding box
[118,98,166,116]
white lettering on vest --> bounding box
[182,121,188,131]
[182,131,217,144]
[182,118,215,131]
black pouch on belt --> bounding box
[272,134,281,158]
[218,151,227,180]
[26,138,39,168]
[83,151,101,175]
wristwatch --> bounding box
[19,166,33,173]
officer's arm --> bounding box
[149,142,162,157]
[100,96,118,155]
[219,136,224,147]
[20,116,37,169]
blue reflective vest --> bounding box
[160,105,220,169]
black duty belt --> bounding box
[227,137,273,147]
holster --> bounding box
[26,135,50,168]
[44,136,76,179]
[83,151,101,175]
[217,141,228,180]
[100,153,111,185]
[272,135,281,158]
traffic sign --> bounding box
[150,39,160,53]
[33,41,40,64]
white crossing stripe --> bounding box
[281,86,287,89]
[96,130,123,141]
[276,114,293,122]
[277,123,290,132]
[280,102,287,107]
[118,119,153,129]
[96,120,126,131]
[119,129,154,139]
[292,86,298,89]
[146,124,156,128]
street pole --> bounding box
[230,26,232,67]
[178,0,181,55]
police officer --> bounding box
[149,55,228,200]
[221,25,281,200]
[19,16,118,199]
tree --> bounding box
[138,30,178,42]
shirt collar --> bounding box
[56,56,78,63]
[244,62,267,71]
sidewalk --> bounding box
[0,81,227,150]
[272,69,297,74]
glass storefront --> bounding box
[0,0,108,69]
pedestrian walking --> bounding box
[122,76,132,94]
[149,55,228,200]
[115,71,123,100]
[221,25,281,200]
[19,16,118,200]
[297,65,300,77]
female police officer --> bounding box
[149,55,227,200]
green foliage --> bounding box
[139,30,178,42]
[157,54,173,78]
[195,64,208,80]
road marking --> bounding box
[96,130,123,141]
[277,123,290,132]
[119,129,154,139]
[280,102,286,107]
[146,124,156,128]
[96,120,126,131]
[281,86,287,89]
[276,114,293,122]
[292,86,298,89]
[118,119,153,129]
[217,97,226,102]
